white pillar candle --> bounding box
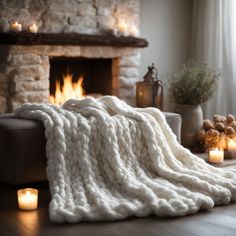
[29,24,38,33]
[117,19,128,36]
[17,188,38,210]
[129,24,139,37]
[228,139,236,151]
[209,148,224,164]
[11,22,22,32]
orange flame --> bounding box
[49,72,85,106]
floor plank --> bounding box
[0,182,236,236]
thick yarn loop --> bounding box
[15,96,236,223]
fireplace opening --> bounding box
[49,57,112,105]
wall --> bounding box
[139,0,193,110]
[0,0,139,34]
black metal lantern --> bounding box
[136,63,163,110]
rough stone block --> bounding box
[120,54,140,67]
[78,2,96,16]
[64,25,98,35]
[11,75,35,82]
[119,77,138,88]
[10,80,49,93]
[28,0,46,19]
[12,90,49,103]
[98,15,115,31]
[4,0,26,9]
[48,0,78,13]
[97,7,112,16]
[0,82,8,96]
[0,72,7,82]
[0,96,7,113]
[120,67,139,78]
[119,87,136,98]
[116,0,140,17]
[68,15,97,29]
[95,0,115,9]
[9,54,43,66]
[0,17,9,32]
[8,65,48,81]
[42,12,68,33]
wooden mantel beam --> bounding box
[0,32,148,48]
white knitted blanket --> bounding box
[15,96,236,223]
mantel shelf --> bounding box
[0,32,148,48]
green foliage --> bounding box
[169,61,220,105]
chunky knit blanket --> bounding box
[15,96,236,223]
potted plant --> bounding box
[168,60,220,148]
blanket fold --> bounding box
[15,96,236,223]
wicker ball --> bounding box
[225,126,235,135]
[226,114,235,123]
[213,115,226,123]
[215,122,225,132]
[203,119,214,130]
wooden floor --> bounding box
[1,181,236,236]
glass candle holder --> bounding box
[17,188,38,210]
[208,148,224,164]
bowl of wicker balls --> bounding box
[199,114,236,158]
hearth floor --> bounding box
[0,181,236,236]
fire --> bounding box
[49,72,85,106]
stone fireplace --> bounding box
[0,0,148,113]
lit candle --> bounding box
[209,148,224,164]
[129,24,139,37]
[117,19,128,36]
[17,188,38,210]
[228,139,236,151]
[227,139,236,158]
[29,24,38,33]
[11,22,22,32]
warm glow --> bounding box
[26,191,31,198]
[208,148,224,164]
[17,188,38,210]
[228,139,236,151]
[49,72,85,106]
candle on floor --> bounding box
[10,22,22,32]
[29,24,38,33]
[17,188,38,210]
[208,148,224,164]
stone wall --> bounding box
[0,0,139,34]
[0,0,141,113]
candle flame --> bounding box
[26,191,31,197]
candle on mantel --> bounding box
[129,24,139,37]
[11,22,22,32]
[117,19,128,36]
[208,148,224,164]
[29,24,38,33]
[17,188,38,210]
